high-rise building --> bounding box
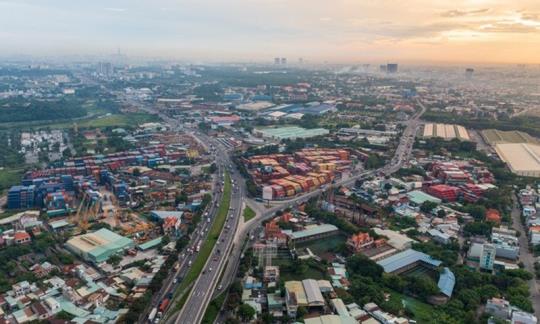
[480,243,496,271]
[298,57,304,64]
[280,57,287,65]
[274,57,280,65]
[379,65,387,73]
[386,63,398,73]
[465,68,474,79]
[97,62,113,76]
[8,185,36,209]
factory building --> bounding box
[422,123,470,141]
[65,228,134,264]
[287,224,339,244]
[494,143,540,177]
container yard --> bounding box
[243,148,354,200]
[6,132,212,241]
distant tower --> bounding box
[379,65,387,73]
[465,68,474,79]
[274,57,280,65]
[97,62,113,77]
[280,57,287,65]
[298,57,304,64]
[386,63,398,73]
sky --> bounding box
[1,0,540,64]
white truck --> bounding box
[148,307,158,323]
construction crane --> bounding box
[73,193,87,225]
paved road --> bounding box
[213,99,427,323]
[134,95,425,324]
[169,133,246,324]
[140,156,228,322]
[511,196,540,319]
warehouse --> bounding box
[377,249,442,274]
[288,224,339,243]
[406,190,442,206]
[65,228,135,264]
[422,123,470,141]
[254,126,329,140]
[494,143,540,177]
[303,279,325,307]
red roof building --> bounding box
[426,184,460,202]
[14,231,31,245]
[346,232,374,253]
[486,209,501,224]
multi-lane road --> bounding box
[211,99,427,323]
[169,134,246,324]
[135,95,425,324]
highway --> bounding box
[132,95,425,323]
[168,133,246,324]
[213,99,426,323]
[130,100,243,323]
[140,149,228,322]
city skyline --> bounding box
[1,0,540,64]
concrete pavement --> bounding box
[511,196,540,319]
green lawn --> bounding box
[170,172,231,314]
[48,112,160,129]
[390,291,439,323]
[243,205,256,222]
[274,258,327,282]
[201,293,226,324]
[0,168,24,193]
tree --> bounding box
[238,303,256,321]
[296,306,307,319]
[349,276,385,305]
[457,289,481,310]
[465,205,486,221]
[406,275,439,300]
[62,148,72,159]
[420,201,438,213]
[107,254,122,267]
[347,254,384,279]
[463,221,492,237]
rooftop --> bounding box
[377,249,442,273]
[256,126,329,140]
[407,190,442,205]
[437,267,456,297]
[494,143,540,176]
[289,224,339,240]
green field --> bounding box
[389,291,439,323]
[273,258,327,282]
[482,129,539,145]
[47,112,160,129]
[201,293,226,324]
[0,168,24,193]
[296,234,345,255]
[243,205,255,222]
[169,172,232,314]
[0,111,160,131]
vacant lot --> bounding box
[481,129,538,145]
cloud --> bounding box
[521,12,540,21]
[440,8,490,18]
[479,22,539,33]
[104,7,126,12]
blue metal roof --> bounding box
[377,249,442,273]
[437,267,455,297]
